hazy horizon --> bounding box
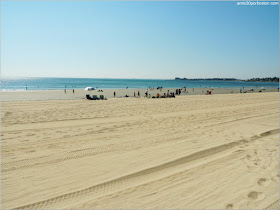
[1,1,279,79]
[1,75,279,81]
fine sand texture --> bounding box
[1,92,279,209]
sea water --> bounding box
[0,77,278,91]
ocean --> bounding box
[1,77,278,91]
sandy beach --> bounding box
[1,87,278,101]
[1,92,279,209]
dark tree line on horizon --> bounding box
[175,77,279,82]
[245,77,279,82]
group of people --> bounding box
[151,92,175,98]
[175,89,182,95]
[115,88,178,99]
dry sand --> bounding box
[1,92,279,209]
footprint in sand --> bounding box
[257,178,267,186]
[248,191,265,200]
[225,203,233,209]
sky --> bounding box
[1,1,279,79]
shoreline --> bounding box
[0,85,278,92]
[1,87,278,101]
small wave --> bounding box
[0,89,26,92]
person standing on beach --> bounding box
[73,89,74,94]
[138,91,140,97]
[145,89,148,97]
[64,89,66,94]
[114,91,116,97]
[134,92,136,97]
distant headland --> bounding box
[175,77,279,82]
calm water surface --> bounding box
[1,77,278,91]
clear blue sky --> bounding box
[1,1,279,79]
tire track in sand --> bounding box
[264,199,279,209]
[13,129,279,209]
[2,111,278,173]
[2,109,277,160]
